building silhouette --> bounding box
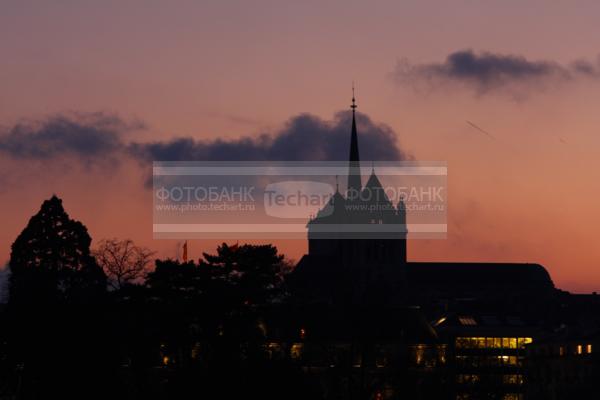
[292,94,554,306]
[289,93,561,399]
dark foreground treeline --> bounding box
[0,196,321,399]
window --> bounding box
[458,316,477,326]
[290,343,303,360]
[577,345,583,355]
[376,355,387,368]
[456,337,488,349]
[559,346,565,356]
[503,356,518,365]
[502,394,523,400]
[587,344,592,354]
[517,337,533,348]
[413,344,426,365]
[455,337,469,348]
[437,345,447,364]
[191,342,201,360]
[456,337,520,349]
[503,374,524,385]
[265,343,283,360]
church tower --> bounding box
[306,90,407,265]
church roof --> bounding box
[405,262,554,291]
[291,256,555,303]
[365,171,383,190]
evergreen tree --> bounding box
[9,195,106,304]
[200,243,286,306]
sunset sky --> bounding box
[2,1,600,293]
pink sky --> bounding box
[2,1,600,293]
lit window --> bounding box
[475,337,486,348]
[502,394,523,400]
[503,374,524,385]
[577,345,583,355]
[290,343,303,360]
[191,342,201,359]
[517,337,533,348]
[505,356,518,365]
[559,346,565,356]
[587,344,593,354]
[437,345,447,364]
[413,344,426,365]
[458,316,477,326]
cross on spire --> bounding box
[347,84,362,197]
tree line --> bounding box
[0,196,317,400]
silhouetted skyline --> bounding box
[2,2,600,293]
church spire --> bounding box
[347,84,362,199]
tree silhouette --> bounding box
[93,238,154,290]
[200,243,287,306]
[8,195,106,304]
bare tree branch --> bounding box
[93,239,155,290]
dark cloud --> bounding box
[0,111,409,182]
[394,49,600,94]
[0,112,143,159]
[130,111,407,162]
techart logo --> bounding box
[264,181,334,219]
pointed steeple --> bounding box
[347,84,362,199]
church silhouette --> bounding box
[284,93,561,399]
[306,91,407,267]
[291,93,554,306]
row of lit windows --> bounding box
[264,342,445,367]
[455,337,532,350]
[455,355,522,367]
[559,343,592,356]
[456,374,523,385]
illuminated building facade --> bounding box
[434,314,536,400]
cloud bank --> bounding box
[130,112,407,162]
[0,111,409,180]
[0,113,143,159]
[394,49,600,95]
